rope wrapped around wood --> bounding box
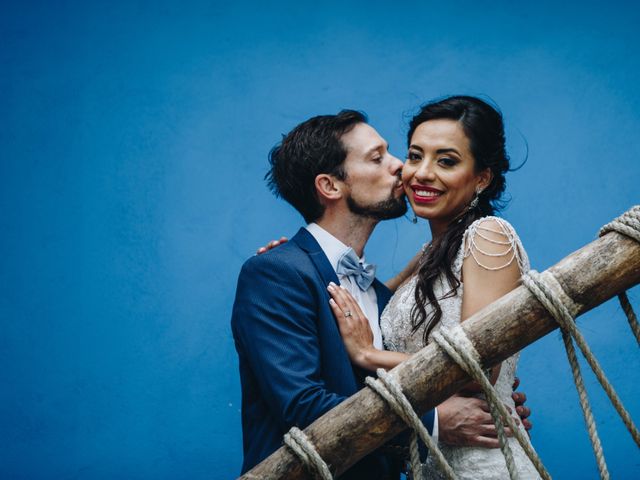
[283,427,333,480]
[598,205,640,344]
[365,370,456,480]
[522,269,640,480]
[599,205,640,243]
[274,205,640,480]
[432,325,551,480]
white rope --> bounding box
[523,269,640,479]
[523,270,640,445]
[408,431,423,480]
[598,205,640,344]
[599,205,640,243]
[432,326,552,480]
[522,271,608,478]
[278,205,640,480]
[617,291,640,345]
[365,370,457,480]
[283,426,333,480]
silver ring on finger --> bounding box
[344,310,352,318]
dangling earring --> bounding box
[469,187,482,210]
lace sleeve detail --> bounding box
[463,217,529,273]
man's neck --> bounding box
[315,213,377,258]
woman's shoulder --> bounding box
[462,216,528,272]
[466,215,519,237]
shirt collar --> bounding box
[305,223,367,272]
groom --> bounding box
[231,110,528,478]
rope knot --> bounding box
[283,426,333,480]
[598,205,640,242]
[365,369,456,480]
[522,263,640,479]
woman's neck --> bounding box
[428,220,447,242]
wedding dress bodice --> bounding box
[380,217,540,479]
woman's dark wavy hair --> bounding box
[408,95,510,344]
[266,110,367,223]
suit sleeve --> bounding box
[231,254,346,430]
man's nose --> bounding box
[389,154,404,175]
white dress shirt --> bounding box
[306,223,383,349]
[305,222,439,440]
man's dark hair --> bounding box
[266,110,367,223]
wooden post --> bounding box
[240,228,640,480]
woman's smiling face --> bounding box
[402,119,491,234]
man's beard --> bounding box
[346,192,408,220]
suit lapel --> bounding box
[292,228,396,388]
[292,228,362,387]
[291,228,340,287]
[293,227,393,320]
[372,279,392,324]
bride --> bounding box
[327,96,541,479]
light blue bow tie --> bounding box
[336,248,376,291]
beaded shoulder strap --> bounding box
[463,217,526,272]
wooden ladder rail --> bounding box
[240,227,640,480]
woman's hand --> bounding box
[256,237,288,255]
[327,282,410,371]
[327,282,375,369]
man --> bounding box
[231,110,529,478]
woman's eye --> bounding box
[407,152,421,162]
[438,157,457,167]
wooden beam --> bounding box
[241,228,640,480]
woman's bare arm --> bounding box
[460,218,523,387]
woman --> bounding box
[327,96,540,479]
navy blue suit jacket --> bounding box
[231,228,434,478]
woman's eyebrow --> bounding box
[436,148,461,155]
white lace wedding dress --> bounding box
[380,217,541,479]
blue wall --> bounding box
[2,1,639,478]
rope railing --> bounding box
[246,205,640,480]
[599,206,640,344]
[283,428,333,480]
[365,370,456,480]
[433,326,551,480]
[617,292,640,345]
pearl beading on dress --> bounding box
[463,217,526,272]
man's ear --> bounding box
[315,173,344,203]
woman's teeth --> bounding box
[416,190,441,197]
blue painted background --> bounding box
[2,1,639,478]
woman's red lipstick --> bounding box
[411,185,443,203]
